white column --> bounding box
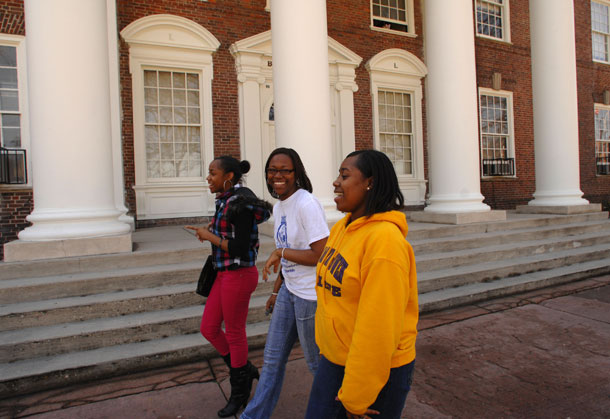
[423,0,490,214]
[107,0,133,229]
[19,0,131,242]
[270,0,336,211]
[334,74,358,170]
[527,0,588,207]
[237,72,266,197]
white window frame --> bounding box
[592,0,610,63]
[367,49,427,205]
[0,34,31,188]
[594,103,610,175]
[370,0,416,37]
[474,0,511,43]
[121,15,220,219]
[478,88,516,178]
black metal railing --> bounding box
[482,158,515,177]
[597,156,610,175]
[0,147,28,184]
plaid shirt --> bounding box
[211,185,271,270]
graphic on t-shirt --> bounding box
[277,215,288,248]
[277,215,295,273]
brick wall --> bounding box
[575,0,610,208]
[0,1,29,260]
[475,0,535,209]
[0,188,32,260]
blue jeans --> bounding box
[241,283,319,419]
[305,355,415,419]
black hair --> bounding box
[215,155,250,186]
[346,149,404,216]
[264,147,313,197]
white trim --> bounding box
[478,87,516,178]
[474,0,511,44]
[367,48,427,205]
[0,34,31,189]
[121,15,220,219]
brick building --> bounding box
[0,0,609,261]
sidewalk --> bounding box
[2,275,609,419]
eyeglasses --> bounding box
[266,168,295,176]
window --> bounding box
[592,1,610,63]
[371,0,415,36]
[121,14,219,219]
[0,36,29,185]
[378,90,413,175]
[479,89,515,177]
[368,49,427,205]
[475,0,510,43]
[595,105,610,174]
[144,69,202,179]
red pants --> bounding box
[200,265,258,368]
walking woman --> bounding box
[186,156,271,418]
[305,150,419,419]
[241,148,329,419]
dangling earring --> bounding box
[296,180,302,188]
[223,180,233,191]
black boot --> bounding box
[246,360,259,392]
[221,353,231,368]
[217,364,250,417]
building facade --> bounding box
[0,0,609,260]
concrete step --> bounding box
[2,255,608,399]
[0,320,271,398]
[0,233,277,281]
[405,211,609,241]
[415,230,610,271]
[419,258,610,312]
[411,219,610,254]
[0,281,275,332]
[1,212,610,398]
[0,253,279,304]
[0,294,271,363]
[417,242,610,293]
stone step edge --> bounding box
[4,242,610,325]
[419,258,610,312]
[418,241,610,284]
[5,224,610,295]
[2,257,609,399]
[405,211,610,241]
[0,295,270,348]
[2,212,608,280]
[411,218,610,249]
[0,281,274,318]
[0,321,270,399]
[415,228,610,262]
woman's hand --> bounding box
[262,248,282,281]
[185,225,214,243]
[336,397,379,419]
[265,294,276,314]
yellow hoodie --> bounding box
[315,210,418,415]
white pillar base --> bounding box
[517,203,601,215]
[18,208,132,241]
[526,190,590,207]
[424,193,492,214]
[3,233,132,262]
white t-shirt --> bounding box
[273,188,329,301]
